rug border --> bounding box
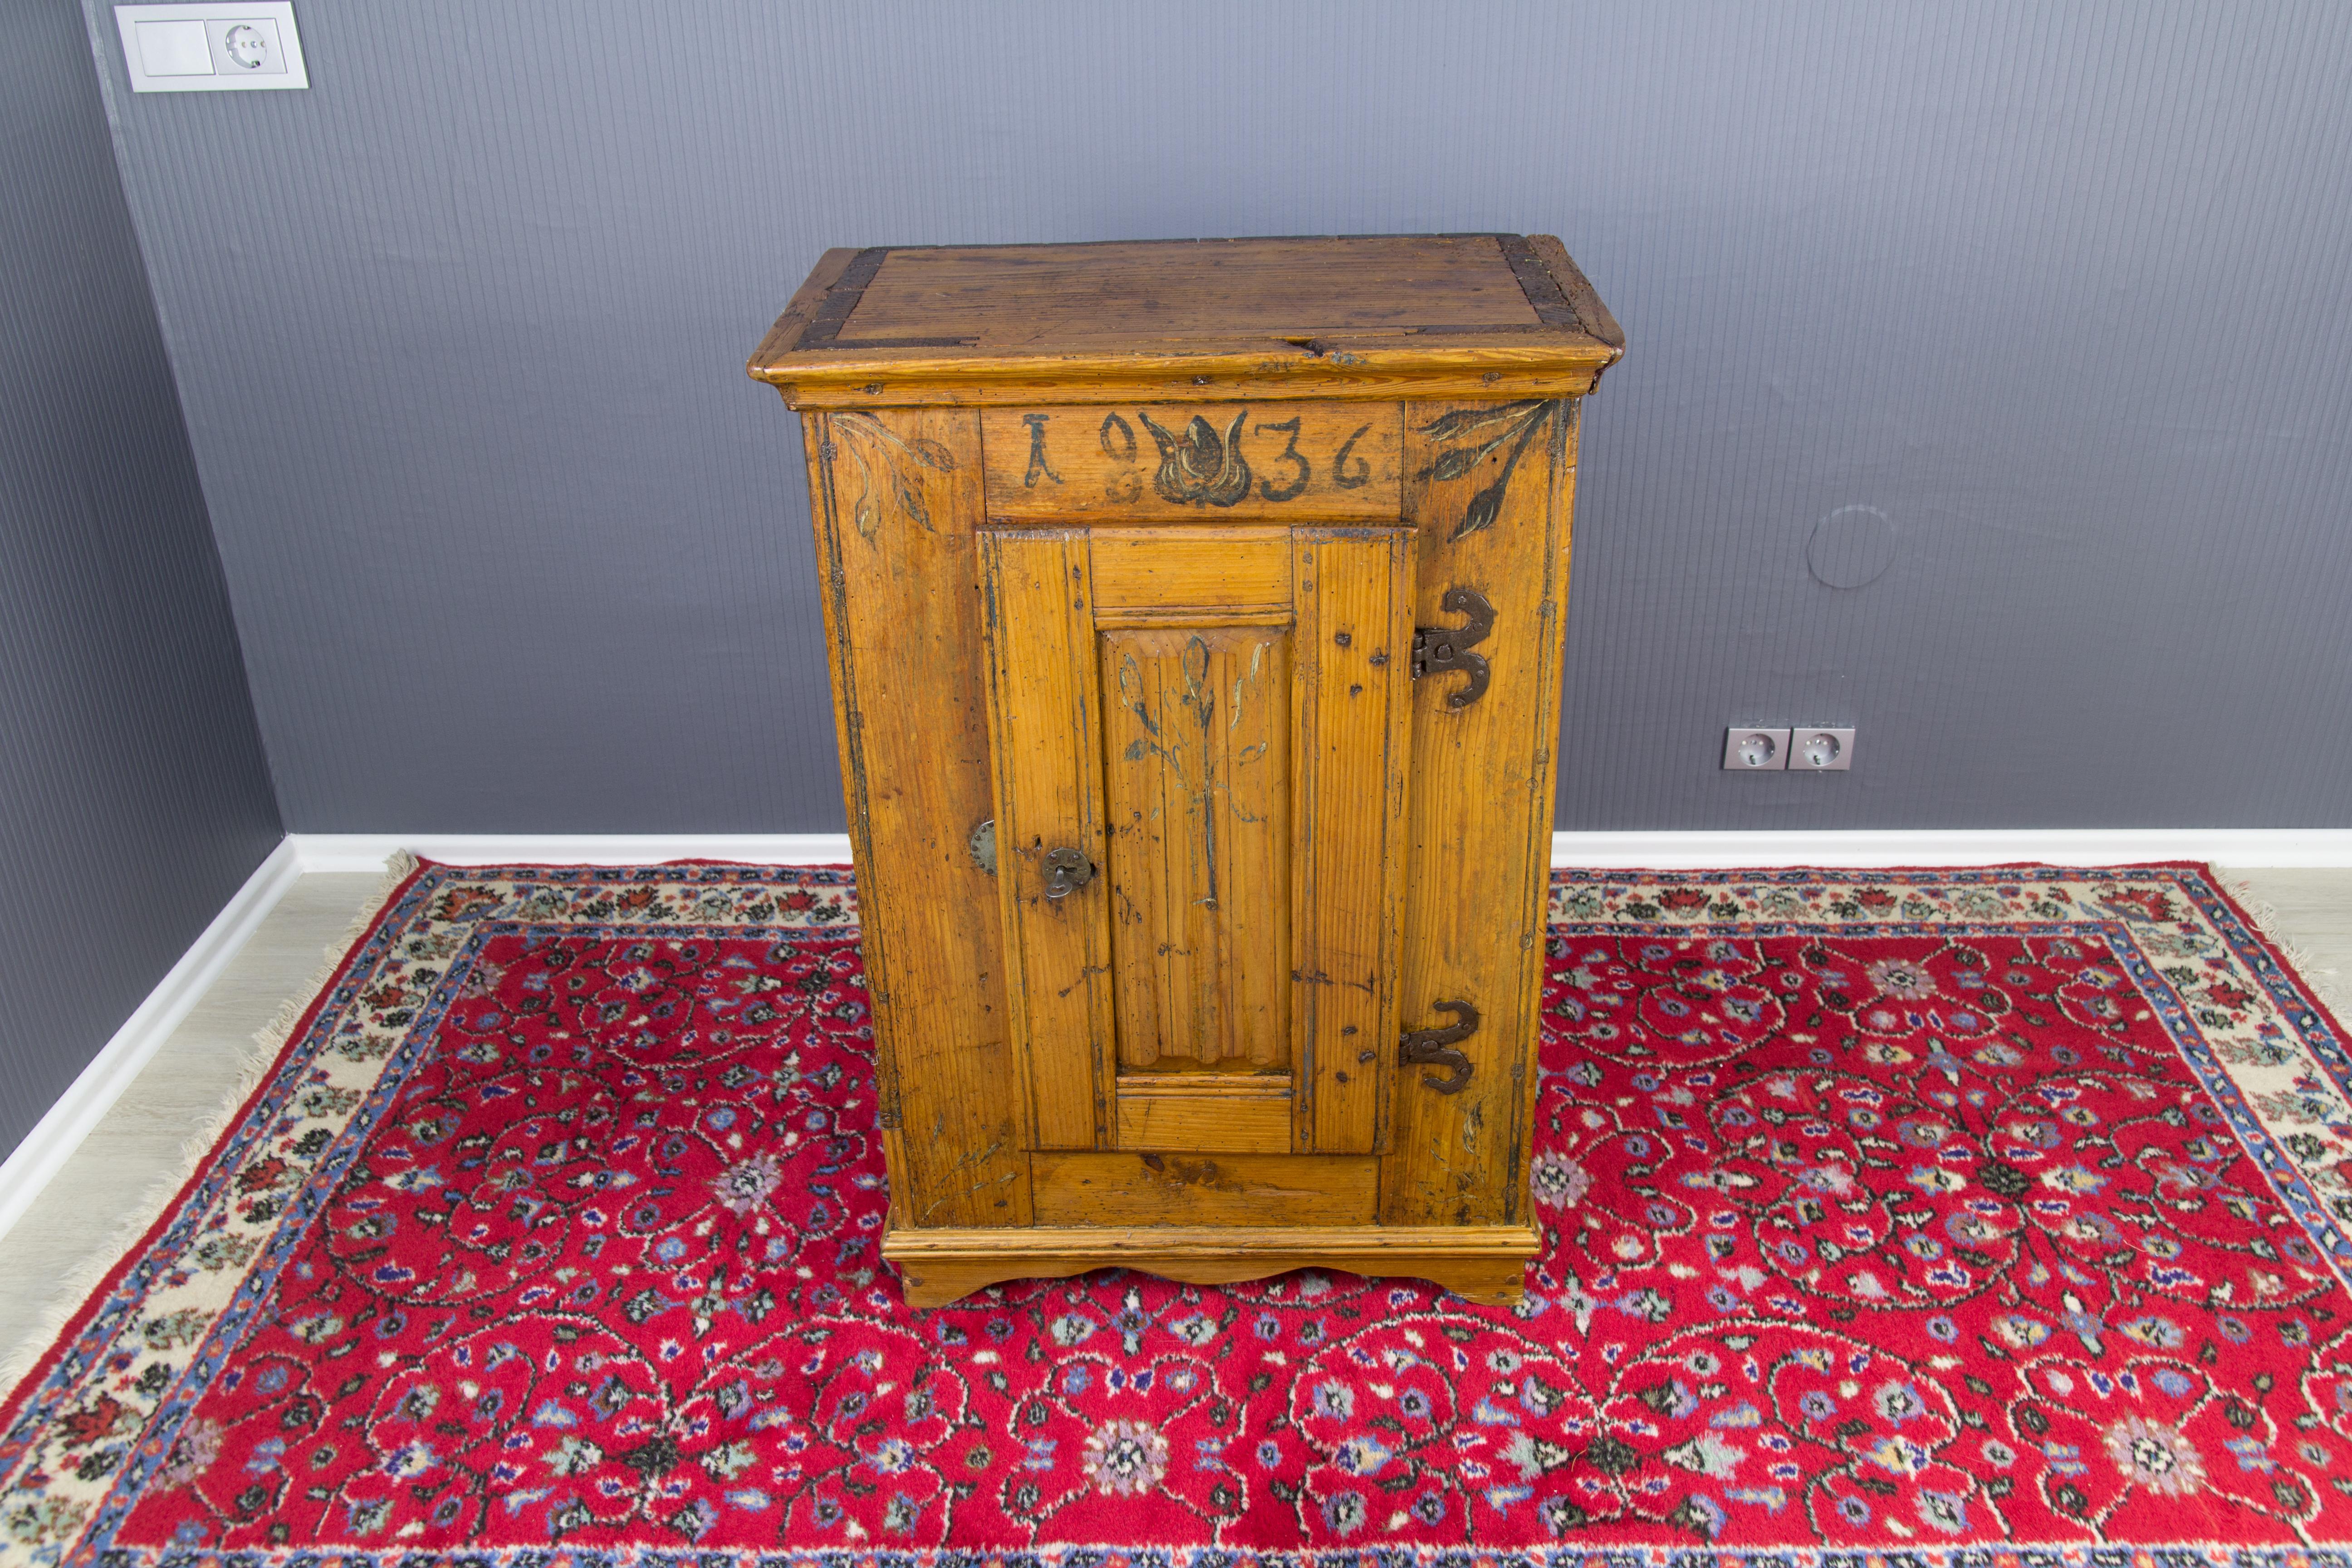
[2197,859,2352,1040]
[1549,856,2352,1083]
[0,856,432,1435]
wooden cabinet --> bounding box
[749,235,1621,1306]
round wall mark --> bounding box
[1807,505,1897,589]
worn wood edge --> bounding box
[882,1218,1541,1305]
[1115,1076,1290,1098]
[774,371,1607,410]
[755,347,1615,408]
[1524,235,1627,355]
[883,1221,1540,1258]
[974,530,1051,1156]
[1090,603,1295,627]
[746,248,861,371]
[1500,404,1578,1225]
[799,416,885,1021]
[799,412,916,1175]
[1375,527,1415,1157]
[755,337,1619,377]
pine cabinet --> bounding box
[749,235,1621,1306]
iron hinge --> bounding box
[1410,587,1494,708]
[1400,1000,1480,1094]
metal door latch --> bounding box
[1411,587,1494,708]
[1043,847,1096,900]
[1400,1000,1479,1094]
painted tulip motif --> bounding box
[1137,410,1252,506]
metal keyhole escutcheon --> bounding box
[1043,847,1096,900]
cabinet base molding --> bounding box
[882,1216,1541,1308]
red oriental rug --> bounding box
[5,860,2352,1568]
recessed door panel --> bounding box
[1100,623,1291,1071]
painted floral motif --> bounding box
[2,861,2351,1566]
[822,412,956,541]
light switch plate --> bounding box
[115,3,308,91]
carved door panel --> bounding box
[979,522,1414,1159]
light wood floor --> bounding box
[0,865,2343,1367]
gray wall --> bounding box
[1,0,281,1160]
[82,0,2352,832]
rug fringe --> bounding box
[2215,869,2352,1022]
[0,851,420,1394]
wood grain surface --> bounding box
[846,237,1541,345]
[750,235,1625,408]
[885,1214,1541,1307]
[1380,400,1579,1228]
[977,527,1117,1152]
[1289,528,1414,1157]
[1100,623,1292,1071]
[1089,524,1293,614]
[1113,1083,1293,1154]
[1028,1151,1378,1227]
[804,408,1032,1228]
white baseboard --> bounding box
[287,828,2352,877]
[285,833,858,873]
[1549,828,2352,868]
[0,839,304,1246]
[7,825,2343,1245]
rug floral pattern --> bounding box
[4,862,2351,1566]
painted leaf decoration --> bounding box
[894,474,932,530]
[910,437,957,471]
[1416,403,1534,441]
[1450,483,1504,542]
[1424,449,1482,483]
[852,495,881,543]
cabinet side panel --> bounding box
[978,527,1117,1149]
[1292,527,1415,1155]
[1382,399,1578,1227]
[1513,405,1580,1224]
[804,409,1031,1229]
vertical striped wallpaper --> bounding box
[0,0,280,1160]
[77,0,2352,831]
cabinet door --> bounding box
[979,523,1413,1158]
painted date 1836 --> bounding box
[981,404,1403,521]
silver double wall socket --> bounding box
[1724,727,1854,772]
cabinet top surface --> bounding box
[749,234,1622,408]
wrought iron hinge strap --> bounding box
[1400,1000,1479,1094]
[1410,587,1494,708]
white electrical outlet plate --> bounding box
[115,3,307,91]
[1792,727,1855,771]
[1723,728,1790,771]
